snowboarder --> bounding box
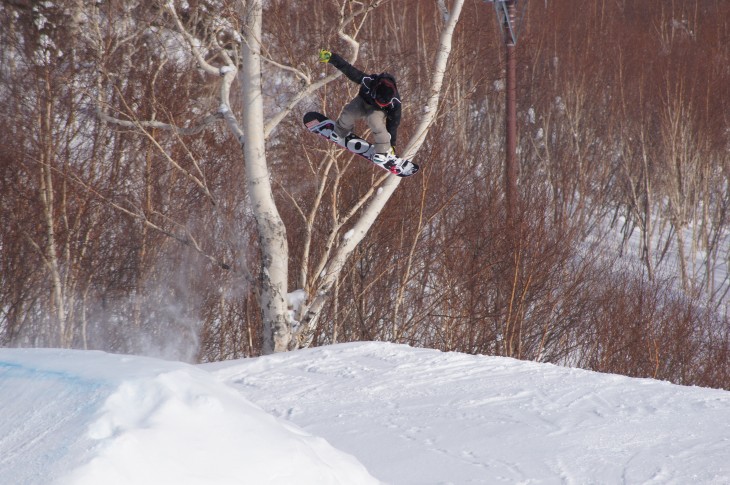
[318,49,402,168]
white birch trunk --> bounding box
[240,1,291,354]
[40,147,67,346]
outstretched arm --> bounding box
[327,52,366,85]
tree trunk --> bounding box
[240,0,291,353]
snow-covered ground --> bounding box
[1,342,729,484]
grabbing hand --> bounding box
[318,49,332,63]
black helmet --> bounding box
[374,77,396,107]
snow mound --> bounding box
[0,349,378,485]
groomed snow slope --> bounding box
[1,342,729,484]
[208,342,730,484]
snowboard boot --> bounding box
[372,152,402,174]
[372,152,393,165]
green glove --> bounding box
[318,49,332,63]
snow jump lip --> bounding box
[0,348,378,485]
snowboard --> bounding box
[303,111,419,177]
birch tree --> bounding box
[97,0,466,353]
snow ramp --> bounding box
[0,348,378,485]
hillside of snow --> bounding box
[2,342,729,484]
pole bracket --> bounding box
[484,0,528,46]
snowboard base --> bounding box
[303,111,419,177]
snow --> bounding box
[287,289,308,310]
[0,348,375,485]
[287,289,308,325]
[2,343,729,485]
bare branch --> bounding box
[63,163,236,273]
[96,105,222,136]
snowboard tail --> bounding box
[303,112,419,177]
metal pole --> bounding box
[504,0,518,227]
[503,1,520,357]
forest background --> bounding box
[1,0,729,390]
